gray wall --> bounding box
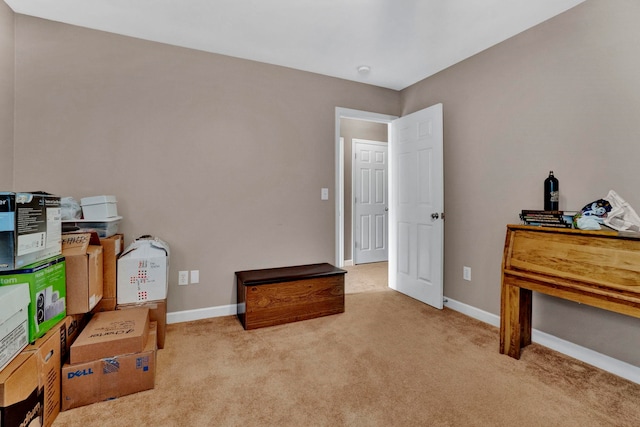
[402,0,640,366]
[0,2,13,188]
[340,118,388,261]
[12,15,400,314]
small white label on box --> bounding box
[0,321,28,371]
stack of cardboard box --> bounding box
[0,192,67,427]
[0,192,170,426]
[61,308,157,411]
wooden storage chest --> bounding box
[236,263,346,330]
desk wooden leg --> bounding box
[519,287,532,349]
[500,282,532,359]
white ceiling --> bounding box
[4,0,585,90]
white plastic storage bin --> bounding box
[81,195,118,220]
[62,216,122,238]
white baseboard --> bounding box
[167,304,236,324]
[444,296,640,385]
[444,297,501,328]
[344,259,354,266]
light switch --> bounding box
[190,270,199,284]
[321,188,329,200]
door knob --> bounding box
[431,212,439,219]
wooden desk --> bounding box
[500,224,640,359]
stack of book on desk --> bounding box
[519,210,573,228]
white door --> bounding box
[389,104,444,309]
[353,140,388,264]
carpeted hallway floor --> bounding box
[343,261,389,294]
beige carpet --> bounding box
[53,281,640,426]
[344,261,389,294]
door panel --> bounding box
[375,215,385,249]
[418,149,432,203]
[389,104,444,309]
[360,215,370,250]
[417,224,432,280]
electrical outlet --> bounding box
[178,271,189,285]
[190,270,199,284]
[463,266,471,281]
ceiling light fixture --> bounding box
[357,65,371,75]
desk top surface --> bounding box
[504,224,640,291]
[508,224,640,240]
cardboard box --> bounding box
[0,284,30,371]
[69,307,149,364]
[0,352,43,427]
[0,192,62,271]
[0,256,67,343]
[62,232,103,314]
[23,319,65,427]
[91,297,117,314]
[117,236,169,304]
[62,314,89,363]
[100,233,123,299]
[61,323,157,411]
[118,299,166,349]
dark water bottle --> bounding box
[544,171,559,211]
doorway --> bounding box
[335,105,444,309]
[334,108,396,268]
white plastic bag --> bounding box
[60,197,82,220]
[604,190,640,232]
[576,215,602,230]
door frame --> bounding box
[334,107,397,267]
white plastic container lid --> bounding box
[80,195,117,206]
